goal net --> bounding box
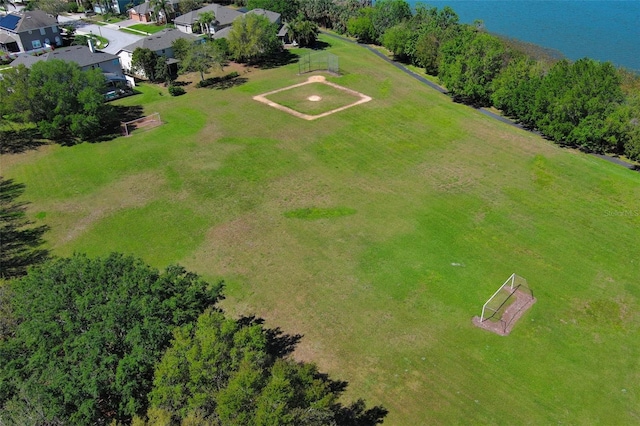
[473,273,536,335]
[121,112,162,136]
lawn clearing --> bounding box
[125,23,175,35]
[2,35,640,425]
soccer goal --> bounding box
[121,112,162,137]
[473,273,536,335]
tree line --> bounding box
[284,0,639,162]
[0,178,387,425]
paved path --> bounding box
[58,14,143,54]
[321,30,638,171]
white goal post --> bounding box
[121,112,161,137]
[480,273,528,322]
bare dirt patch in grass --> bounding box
[472,287,537,336]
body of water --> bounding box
[406,0,640,71]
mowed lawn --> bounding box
[3,35,640,424]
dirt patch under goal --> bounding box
[252,75,372,121]
[472,288,537,336]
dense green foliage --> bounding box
[299,0,370,34]
[0,61,113,142]
[132,47,161,81]
[0,253,224,425]
[180,40,227,81]
[289,15,320,47]
[247,0,299,21]
[532,58,623,151]
[228,13,280,63]
[144,309,386,425]
[0,178,49,279]
[439,28,507,106]
[347,0,411,43]
[197,10,216,38]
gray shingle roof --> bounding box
[10,45,119,68]
[9,53,40,68]
[0,10,58,33]
[246,8,280,24]
[119,28,200,53]
[130,2,152,14]
[173,3,243,27]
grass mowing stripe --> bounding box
[2,34,639,424]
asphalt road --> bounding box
[58,14,143,54]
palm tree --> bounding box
[150,0,172,25]
[197,11,215,39]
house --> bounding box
[0,10,61,53]
[10,44,131,97]
[174,3,244,35]
[128,0,181,24]
[117,28,202,77]
[11,44,125,76]
[128,2,155,23]
[95,0,144,15]
[181,5,288,43]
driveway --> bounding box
[58,14,144,54]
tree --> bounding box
[178,0,202,14]
[247,0,299,22]
[228,13,280,63]
[532,58,624,151]
[346,6,376,43]
[382,22,413,61]
[0,178,49,280]
[197,10,216,39]
[154,55,173,84]
[171,37,192,62]
[26,60,113,141]
[491,55,544,127]
[180,40,227,81]
[409,5,460,73]
[299,0,335,28]
[439,27,507,106]
[0,65,31,122]
[0,253,224,425]
[143,309,387,425]
[289,14,319,47]
[33,0,67,21]
[150,0,172,24]
[370,0,411,43]
[331,0,370,34]
[131,47,159,81]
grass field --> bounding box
[3,35,640,424]
[124,23,175,35]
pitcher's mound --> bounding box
[308,95,322,102]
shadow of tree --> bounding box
[237,315,302,358]
[257,49,300,70]
[90,105,145,142]
[311,40,332,50]
[0,128,48,154]
[212,77,248,90]
[236,314,388,425]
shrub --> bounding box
[168,85,185,96]
[195,71,239,88]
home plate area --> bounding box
[253,75,372,121]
